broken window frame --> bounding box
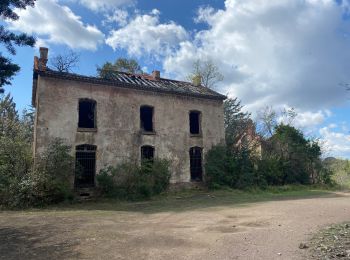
[140,105,155,134]
[78,98,97,131]
[189,110,202,136]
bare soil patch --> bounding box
[0,190,349,259]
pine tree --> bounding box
[0,0,36,92]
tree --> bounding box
[264,124,328,185]
[50,51,80,72]
[97,58,142,79]
[0,0,36,92]
[224,98,251,149]
[257,106,298,138]
[0,93,20,138]
[187,59,224,89]
[0,93,33,206]
[257,106,277,138]
[21,106,35,142]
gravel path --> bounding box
[1,192,350,260]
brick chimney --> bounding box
[38,47,48,71]
[192,74,201,87]
[152,70,160,80]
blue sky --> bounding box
[2,0,350,158]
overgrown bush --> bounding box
[29,139,75,206]
[205,124,333,190]
[0,137,75,208]
[97,159,171,200]
[323,158,350,187]
[204,145,236,189]
[205,144,263,189]
[0,136,32,206]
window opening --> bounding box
[78,99,96,128]
[75,144,96,188]
[140,106,154,132]
[190,111,201,135]
[190,147,203,181]
[141,145,155,163]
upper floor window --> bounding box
[78,99,96,129]
[189,111,201,135]
[140,105,154,132]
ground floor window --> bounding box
[75,144,96,188]
[190,147,203,181]
[141,145,155,164]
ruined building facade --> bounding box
[32,48,225,187]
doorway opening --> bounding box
[190,147,203,181]
[75,144,96,188]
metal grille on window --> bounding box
[75,144,96,188]
[190,147,203,181]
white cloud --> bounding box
[74,0,134,12]
[293,110,328,128]
[104,9,129,27]
[163,0,350,112]
[328,123,338,129]
[319,126,350,158]
[9,0,104,50]
[106,9,188,58]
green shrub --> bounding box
[205,139,330,190]
[257,156,284,185]
[29,138,75,206]
[97,159,171,200]
[0,136,33,208]
[0,138,75,208]
[204,145,237,189]
[205,145,261,189]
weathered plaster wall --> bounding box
[34,76,225,183]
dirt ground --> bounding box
[1,191,350,260]
[309,222,350,259]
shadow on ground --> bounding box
[0,225,80,260]
[46,188,347,214]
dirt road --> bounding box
[1,192,350,260]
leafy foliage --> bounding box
[0,94,75,208]
[97,159,171,200]
[323,158,350,187]
[206,102,332,189]
[0,0,36,21]
[224,98,252,149]
[30,139,75,205]
[265,125,322,184]
[205,144,262,189]
[0,1,36,90]
[97,58,142,79]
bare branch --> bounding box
[256,106,277,138]
[50,51,80,72]
[187,59,224,89]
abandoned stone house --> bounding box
[32,47,226,188]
